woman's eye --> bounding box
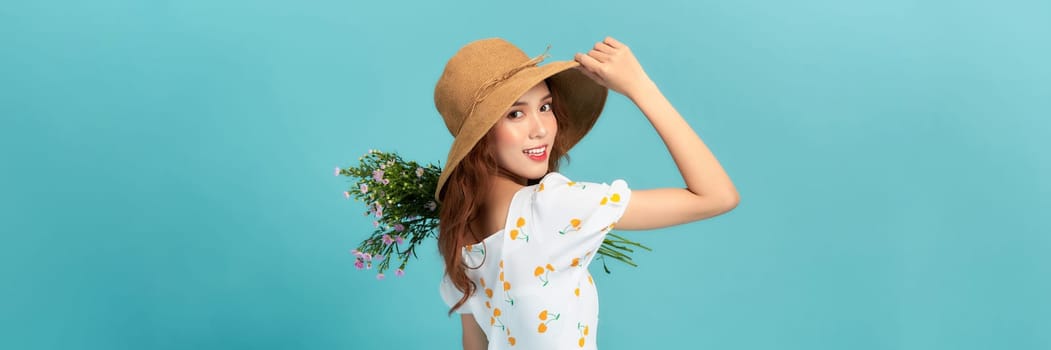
[507,110,524,119]
[540,103,552,113]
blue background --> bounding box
[3,0,1049,349]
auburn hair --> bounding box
[438,79,575,315]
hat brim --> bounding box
[435,60,608,201]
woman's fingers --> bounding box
[573,54,606,86]
[574,52,602,72]
[593,41,615,54]
[603,36,625,49]
[587,49,611,63]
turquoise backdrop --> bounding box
[3,0,1048,349]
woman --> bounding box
[434,36,738,349]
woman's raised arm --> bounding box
[575,36,739,231]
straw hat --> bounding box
[433,38,608,201]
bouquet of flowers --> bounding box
[336,149,650,280]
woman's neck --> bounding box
[486,174,526,202]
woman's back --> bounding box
[468,177,524,248]
[441,172,632,349]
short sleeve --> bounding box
[438,274,471,314]
[533,172,632,240]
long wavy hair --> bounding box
[438,80,575,315]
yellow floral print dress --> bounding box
[440,172,632,349]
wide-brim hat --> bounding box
[433,38,608,201]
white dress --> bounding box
[440,172,632,349]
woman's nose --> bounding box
[529,115,548,139]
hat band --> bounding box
[456,45,552,136]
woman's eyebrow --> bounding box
[511,94,553,106]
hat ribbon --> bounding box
[457,45,552,136]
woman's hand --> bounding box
[574,36,656,100]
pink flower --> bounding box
[362,253,372,261]
[360,183,368,194]
[343,191,350,199]
[350,249,363,258]
[381,234,393,245]
[382,178,390,185]
[395,269,404,277]
[354,259,364,270]
[416,167,424,177]
[334,167,341,176]
[376,273,385,280]
[373,221,379,228]
[375,254,384,261]
[375,205,384,218]
[372,169,385,182]
[395,236,405,245]
[393,224,404,232]
[425,201,437,211]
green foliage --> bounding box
[338,150,649,278]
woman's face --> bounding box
[490,81,558,182]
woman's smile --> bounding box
[524,145,548,162]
